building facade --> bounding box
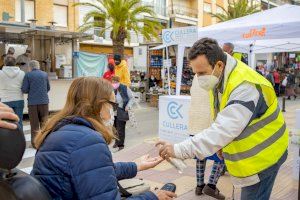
[0,0,79,32]
[168,0,228,28]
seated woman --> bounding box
[31,77,176,200]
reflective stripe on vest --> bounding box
[210,60,288,178]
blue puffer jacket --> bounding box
[31,117,157,200]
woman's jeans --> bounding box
[4,100,24,130]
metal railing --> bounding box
[169,4,198,18]
[141,0,167,16]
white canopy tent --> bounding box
[197,4,300,68]
[153,4,300,95]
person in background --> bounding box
[223,43,247,64]
[17,47,32,73]
[31,77,176,200]
[265,70,275,87]
[256,66,263,76]
[103,59,115,82]
[273,69,281,96]
[149,75,158,88]
[0,56,25,129]
[22,60,50,148]
[7,47,15,57]
[0,102,19,130]
[112,76,134,151]
[188,75,225,199]
[286,69,297,100]
[1,47,15,70]
[114,54,131,86]
[281,73,288,96]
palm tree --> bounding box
[75,0,162,57]
[211,0,260,22]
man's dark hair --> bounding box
[224,42,234,50]
[113,54,122,61]
[4,55,16,66]
[188,38,227,67]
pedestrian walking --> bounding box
[113,54,131,86]
[273,69,281,96]
[286,69,297,100]
[0,56,25,129]
[157,38,288,200]
[112,76,134,151]
[21,60,50,148]
[103,59,115,82]
[16,47,32,73]
[266,70,275,87]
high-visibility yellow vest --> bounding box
[209,60,288,178]
[233,52,242,61]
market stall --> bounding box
[0,21,89,113]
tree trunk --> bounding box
[111,28,126,58]
[112,38,125,58]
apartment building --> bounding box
[168,0,228,27]
[0,0,79,31]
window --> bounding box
[203,3,212,13]
[53,4,68,27]
[15,0,35,22]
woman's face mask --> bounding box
[112,83,120,90]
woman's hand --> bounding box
[155,190,177,200]
[136,154,163,171]
[0,102,19,130]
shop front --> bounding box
[0,22,89,113]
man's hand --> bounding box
[155,141,175,160]
[0,102,19,130]
[155,190,177,200]
[136,154,163,171]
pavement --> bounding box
[18,98,300,200]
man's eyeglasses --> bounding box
[106,101,118,111]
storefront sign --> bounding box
[163,59,172,68]
[159,96,191,144]
[162,26,198,46]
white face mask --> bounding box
[197,67,220,91]
[102,108,115,127]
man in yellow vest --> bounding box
[114,54,131,87]
[157,38,288,200]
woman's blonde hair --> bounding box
[34,77,115,149]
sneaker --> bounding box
[195,184,206,196]
[202,185,225,200]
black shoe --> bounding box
[294,95,297,100]
[287,97,291,100]
[118,147,124,151]
[113,143,118,148]
[195,184,206,196]
[203,185,225,200]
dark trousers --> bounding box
[28,104,49,148]
[241,151,287,200]
[4,100,24,130]
[114,117,126,147]
[274,83,280,96]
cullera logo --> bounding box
[242,27,266,39]
[167,101,183,119]
[163,31,174,43]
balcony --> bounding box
[87,27,144,44]
[141,0,167,17]
[169,4,198,19]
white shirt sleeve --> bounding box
[174,82,260,160]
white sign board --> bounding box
[163,59,172,68]
[162,26,198,46]
[159,95,191,144]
